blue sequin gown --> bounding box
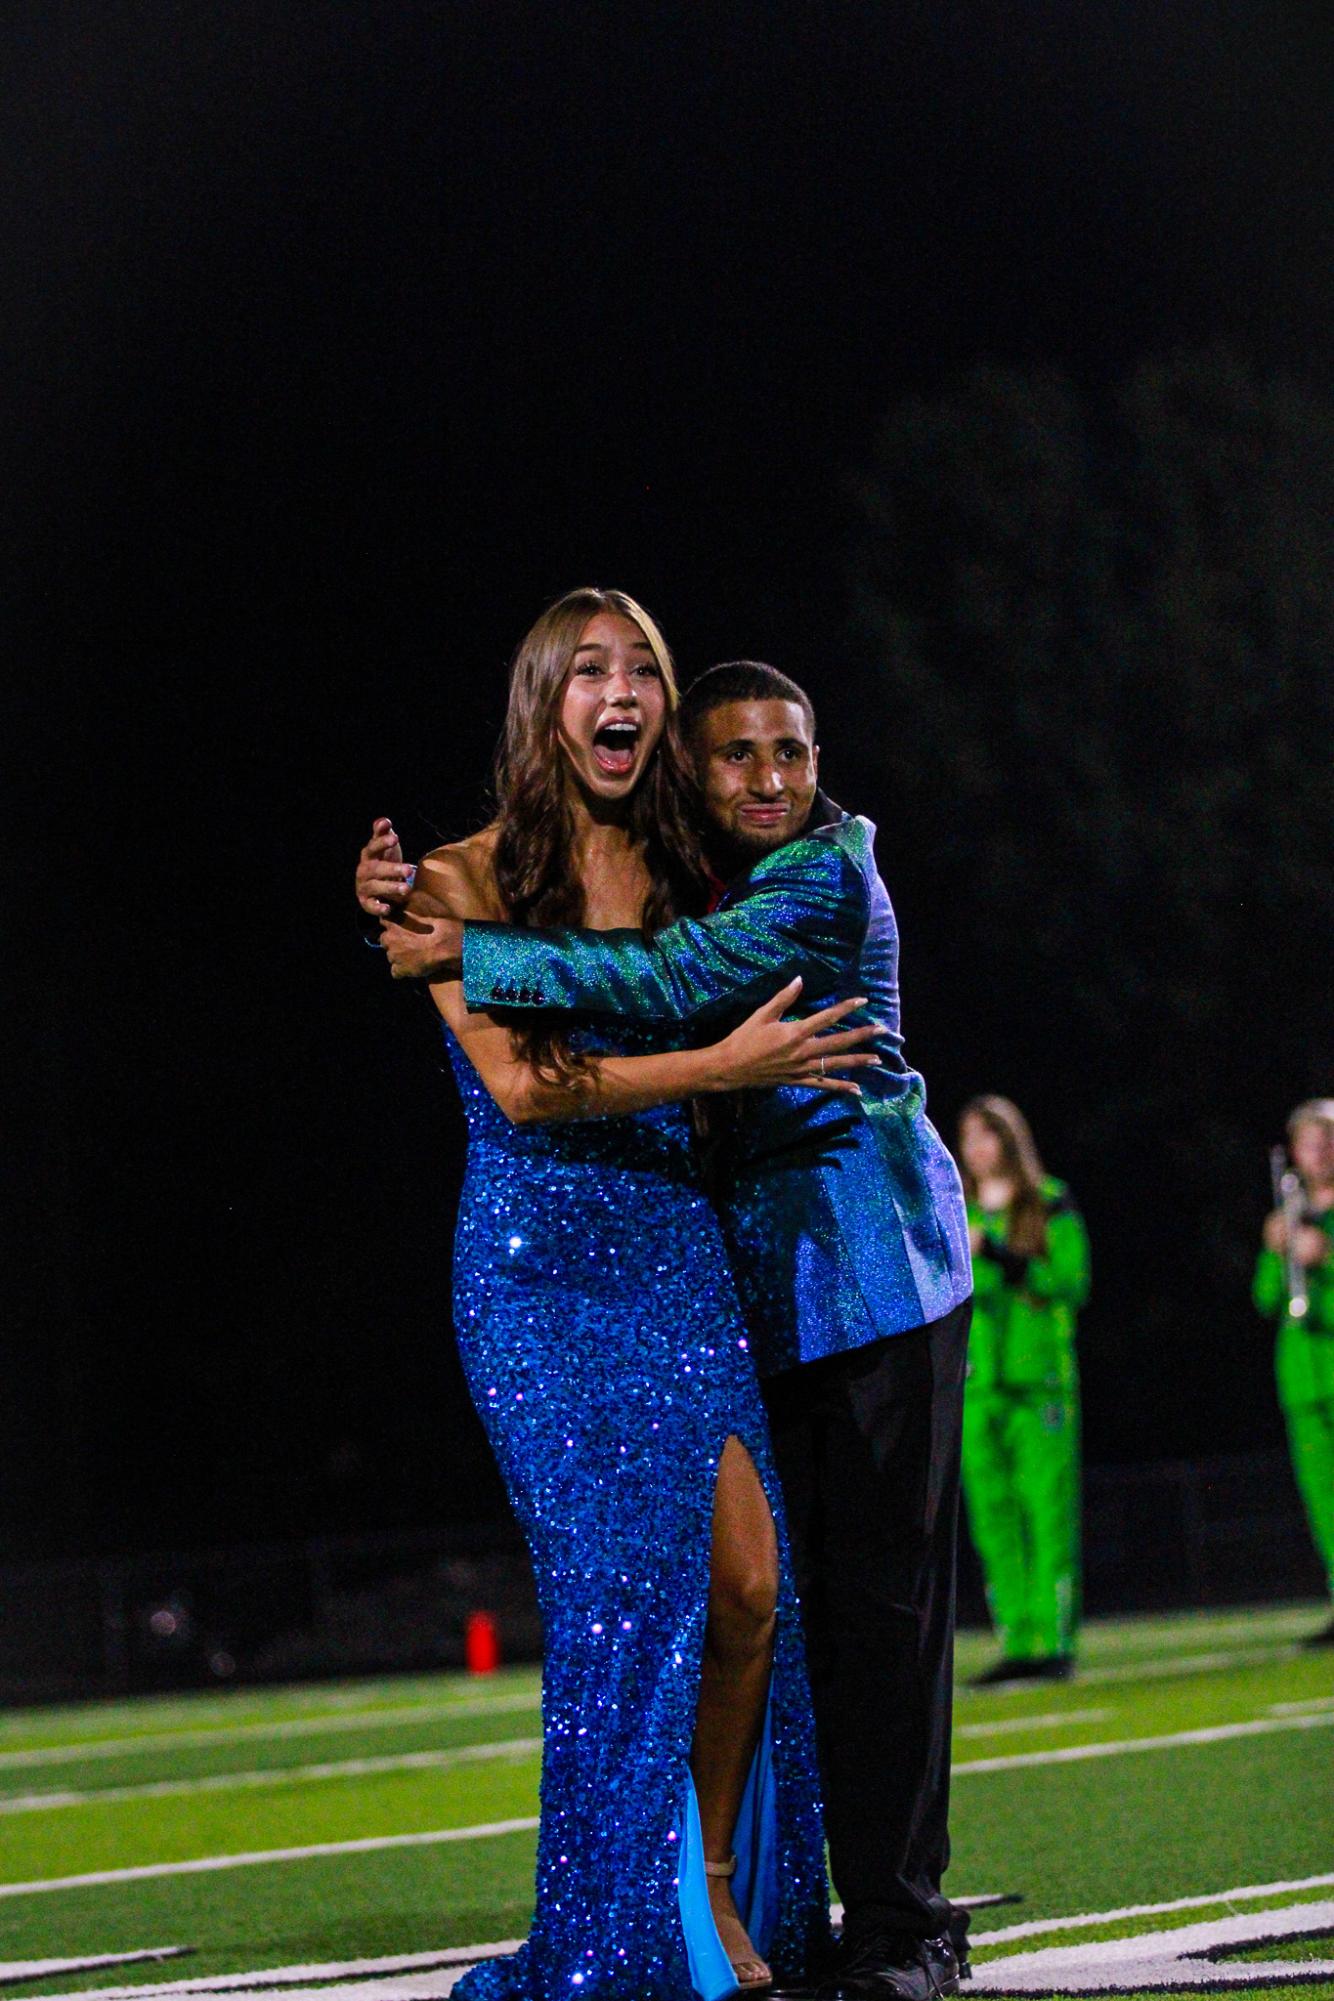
[444,1024,830,2001]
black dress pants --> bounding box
[761,1297,971,1939]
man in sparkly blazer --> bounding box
[361,662,973,2001]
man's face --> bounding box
[691,698,819,861]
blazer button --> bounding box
[533,988,544,1003]
[491,984,504,1001]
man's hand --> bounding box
[380,913,464,981]
[357,818,416,917]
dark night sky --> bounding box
[6,2,1331,1561]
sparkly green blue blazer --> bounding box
[462,810,972,1376]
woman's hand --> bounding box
[356,818,416,917]
[708,977,883,1095]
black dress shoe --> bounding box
[1303,1611,1334,1647]
[944,1905,973,1981]
[922,1929,968,1988]
[816,1928,947,2000]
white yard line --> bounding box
[953,1644,1297,1701]
[21,1882,1334,2001]
[970,1901,1334,1991]
[970,1870,1334,1946]
[1069,1642,1300,1685]
[0,1946,524,2000]
[0,1739,543,1815]
[0,1695,542,1772]
[1070,1608,1321,1652]
[14,1972,474,2001]
[0,1678,531,1739]
[1270,1694,1334,1715]
[8,1710,1330,1894]
[0,1821,541,1900]
[2,1716,1109,1808]
[955,1709,1110,1739]
[0,1949,189,1985]
[0,1908,1020,2001]
[954,1704,1334,1775]
[958,1702,1334,1773]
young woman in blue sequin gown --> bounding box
[371,592,875,2000]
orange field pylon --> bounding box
[465,1609,502,1674]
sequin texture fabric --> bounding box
[443,1024,830,2001]
[459,812,973,1377]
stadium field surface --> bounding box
[3,1603,1332,1999]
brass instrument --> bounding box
[1270,1144,1310,1320]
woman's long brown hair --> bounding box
[489,587,708,1081]
[960,1095,1050,1258]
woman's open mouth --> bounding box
[592,720,641,776]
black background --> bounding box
[7,2,1332,1562]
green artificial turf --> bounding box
[3,1604,1331,1999]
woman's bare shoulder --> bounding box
[416,826,504,920]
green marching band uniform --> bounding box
[962,1179,1090,1665]
[1253,1213,1334,1606]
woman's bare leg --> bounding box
[691,1435,780,1986]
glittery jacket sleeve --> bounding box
[460,836,870,1026]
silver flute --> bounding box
[1270,1145,1310,1320]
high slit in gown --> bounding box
[444,1024,830,2001]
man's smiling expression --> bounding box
[691,698,820,862]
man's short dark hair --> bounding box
[680,660,817,740]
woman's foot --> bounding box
[705,1858,772,1991]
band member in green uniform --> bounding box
[1254,1099,1334,1646]
[956,1097,1090,1684]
